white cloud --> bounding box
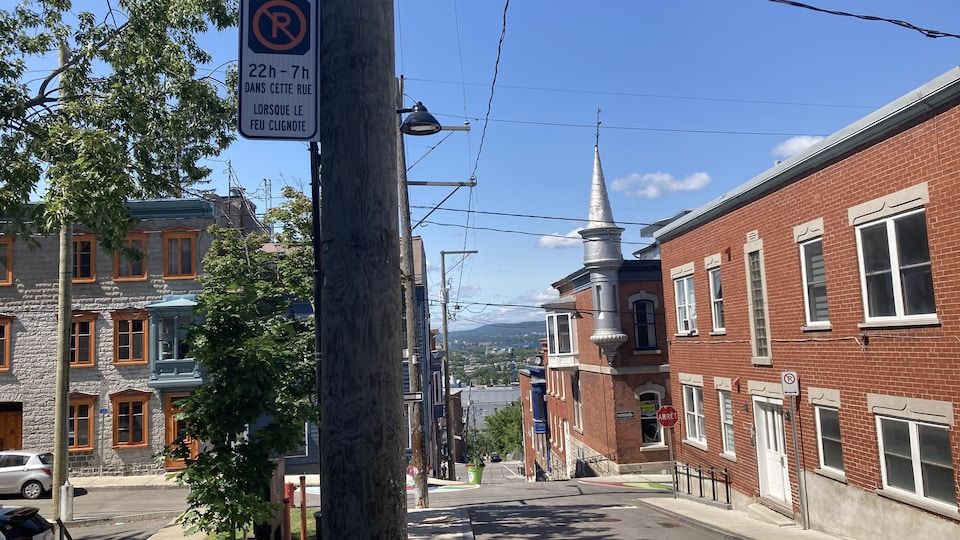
[611,171,711,199]
[772,135,825,159]
[537,228,582,249]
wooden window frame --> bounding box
[0,315,12,372]
[162,229,199,280]
[70,312,98,368]
[114,232,148,282]
[0,236,12,286]
[68,392,97,452]
[110,389,152,449]
[72,233,97,283]
[112,310,149,365]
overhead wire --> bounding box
[408,205,657,227]
[416,219,654,246]
[767,0,960,40]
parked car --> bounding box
[0,452,53,500]
[489,452,501,463]
[0,506,53,540]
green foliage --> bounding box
[0,0,235,244]
[485,402,522,456]
[171,190,318,537]
[466,428,489,468]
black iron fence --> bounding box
[673,463,731,505]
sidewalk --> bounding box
[69,473,321,490]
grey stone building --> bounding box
[0,193,262,476]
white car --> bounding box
[0,452,53,500]
[0,507,54,540]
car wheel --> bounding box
[21,480,44,500]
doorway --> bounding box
[753,396,791,505]
[0,403,22,451]
[164,393,198,470]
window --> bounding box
[709,268,725,332]
[633,300,657,350]
[747,250,770,359]
[674,276,696,334]
[0,316,11,371]
[162,230,198,279]
[545,313,574,355]
[0,236,12,286]
[719,390,735,455]
[801,239,829,325]
[683,385,706,444]
[857,210,936,322]
[815,407,843,472]
[68,394,96,451]
[159,316,190,360]
[638,392,662,446]
[70,313,97,367]
[111,390,151,448]
[73,234,96,283]
[572,372,583,429]
[114,233,147,281]
[877,416,955,506]
[113,311,148,365]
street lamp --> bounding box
[399,101,442,136]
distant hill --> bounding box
[448,320,544,349]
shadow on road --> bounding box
[468,503,626,539]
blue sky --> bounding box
[32,1,960,330]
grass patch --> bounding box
[205,507,320,540]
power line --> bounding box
[470,0,510,180]
[405,77,874,110]
[411,187,461,231]
[408,205,656,227]
[416,219,654,246]
[767,0,960,40]
[406,131,454,172]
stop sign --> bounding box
[657,405,679,428]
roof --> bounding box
[146,295,198,309]
[653,67,960,242]
[582,146,621,231]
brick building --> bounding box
[0,193,261,476]
[653,68,960,538]
[522,145,672,480]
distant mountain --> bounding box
[448,320,545,349]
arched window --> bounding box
[633,299,657,350]
[638,391,663,446]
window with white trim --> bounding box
[633,299,657,350]
[877,416,955,506]
[545,313,574,355]
[800,239,829,325]
[815,406,843,472]
[572,372,583,429]
[747,250,770,358]
[674,276,696,334]
[683,385,705,444]
[719,390,734,455]
[638,391,662,446]
[709,268,724,332]
[856,209,936,322]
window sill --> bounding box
[814,467,846,484]
[719,452,737,463]
[858,317,941,330]
[113,276,148,283]
[163,275,198,281]
[69,447,94,453]
[0,282,11,287]
[709,330,726,336]
[640,444,667,452]
[674,332,699,338]
[114,361,148,367]
[876,487,960,521]
[801,323,832,332]
[72,278,97,284]
[113,443,149,450]
[71,364,96,369]
[573,426,584,434]
[751,356,772,367]
[632,349,662,355]
[682,439,708,452]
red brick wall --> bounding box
[659,100,960,512]
[519,372,536,479]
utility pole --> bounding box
[397,76,429,509]
[441,250,477,480]
[51,41,71,522]
[318,1,406,537]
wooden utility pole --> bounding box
[318,0,406,537]
[397,77,429,508]
[51,41,72,521]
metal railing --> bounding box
[56,519,73,540]
[673,463,731,505]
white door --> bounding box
[754,397,791,505]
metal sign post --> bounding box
[783,371,809,530]
[239,0,320,140]
[657,405,679,498]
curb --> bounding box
[634,497,745,540]
[65,511,184,528]
[72,484,188,492]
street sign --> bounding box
[239,0,320,140]
[781,371,800,396]
[403,392,423,403]
[657,405,679,428]
[615,411,634,419]
[98,407,109,415]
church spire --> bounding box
[585,144,619,231]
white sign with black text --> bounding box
[781,371,800,396]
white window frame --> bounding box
[545,313,576,356]
[876,415,956,508]
[744,241,771,364]
[674,276,697,335]
[719,390,735,456]
[708,267,724,332]
[855,208,937,324]
[683,384,706,444]
[815,406,843,474]
[800,238,830,327]
[572,372,583,430]
[638,391,664,448]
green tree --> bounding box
[485,402,522,455]
[171,190,318,538]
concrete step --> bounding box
[745,502,797,527]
